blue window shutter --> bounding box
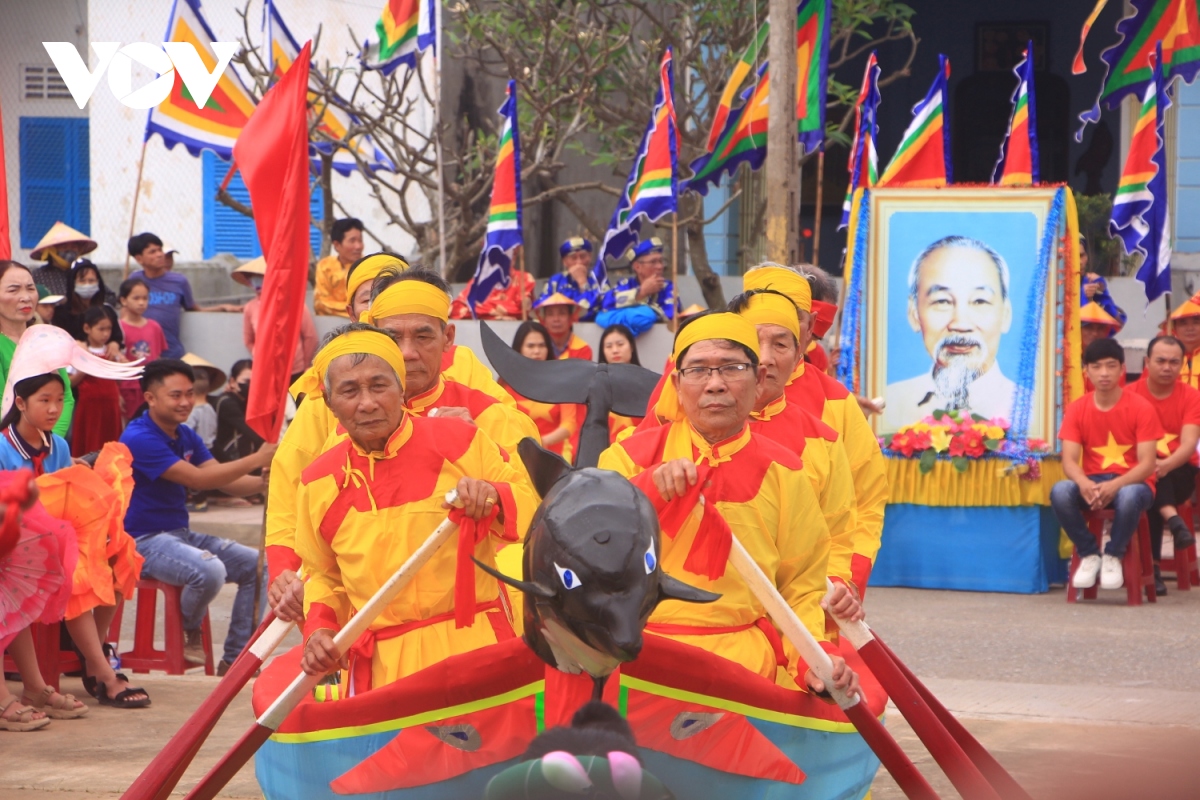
[203,151,323,260]
[19,117,89,248]
[310,185,323,256]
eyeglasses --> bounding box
[677,363,754,383]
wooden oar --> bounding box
[121,614,295,800]
[180,491,463,800]
[725,534,940,800]
[824,580,1007,800]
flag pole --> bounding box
[123,140,149,278]
[671,212,679,325]
[432,0,448,277]
[519,246,528,321]
[812,151,825,264]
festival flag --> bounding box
[266,0,394,175]
[467,80,523,316]
[596,49,680,286]
[144,0,257,159]
[1073,0,1111,74]
[879,55,951,187]
[1111,42,1173,302]
[1079,0,1200,133]
[361,0,437,75]
[795,0,831,153]
[686,65,769,197]
[237,41,313,443]
[838,51,880,229]
[705,24,768,153]
[992,43,1039,186]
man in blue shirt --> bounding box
[538,237,603,321]
[121,359,276,673]
[127,232,240,358]
[597,237,677,336]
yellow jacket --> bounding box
[598,421,833,682]
[313,255,350,317]
[297,414,537,691]
[787,363,888,593]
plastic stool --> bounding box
[120,579,215,675]
[1167,499,1200,591]
[1067,509,1156,605]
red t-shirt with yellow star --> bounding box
[1059,390,1164,483]
[1127,378,1200,466]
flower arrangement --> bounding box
[880,409,1051,474]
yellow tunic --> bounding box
[786,362,888,593]
[297,414,538,691]
[598,421,833,682]
[313,254,350,317]
[266,344,533,581]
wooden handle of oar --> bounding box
[823,578,875,649]
[257,490,462,730]
[726,535,859,710]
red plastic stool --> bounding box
[1067,509,1156,605]
[120,579,215,675]
[2,609,124,692]
[1167,499,1200,591]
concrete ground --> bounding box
[5,506,1199,798]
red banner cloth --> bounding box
[234,40,313,443]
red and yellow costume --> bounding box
[503,384,579,462]
[598,314,834,683]
[295,330,538,692]
[449,270,536,320]
[1167,294,1200,389]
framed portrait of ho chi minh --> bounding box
[861,187,1064,444]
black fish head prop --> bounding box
[477,440,718,678]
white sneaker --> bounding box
[1100,554,1124,590]
[1073,555,1101,588]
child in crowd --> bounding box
[117,278,166,421]
[71,307,126,456]
[184,357,223,512]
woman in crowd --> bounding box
[0,372,148,711]
[71,307,127,455]
[51,258,121,353]
[0,262,73,436]
[117,277,167,421]
[597,324,644,441]
[501,322,578,461]
[214,359,263,463]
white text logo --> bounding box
[42,42,237,110]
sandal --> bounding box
[22,686,89,719]
[0,696,51,731]
[96,673,151,709]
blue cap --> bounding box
[559,237,593,258]
[627,237,664,262]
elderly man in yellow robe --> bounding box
[726,287,862,623]
[743,265,889,596]
[266,256,535,602]
[598,312,858,697]
[297,325,537,691]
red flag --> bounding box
[234,40,312,443]
[0,96,10,260]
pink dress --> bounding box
[119,318,167,421]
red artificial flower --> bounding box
[911,431,932,452]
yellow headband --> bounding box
[743,266,812,313]
[654,313,761,422]
[365,280,451,324]
[291,329,407,398]
[347,254,409,305]
[737,291,801,341]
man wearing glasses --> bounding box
[599,312,859,700]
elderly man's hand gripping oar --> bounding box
[181,489,475,800]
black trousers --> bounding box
[1149,463,1198,560]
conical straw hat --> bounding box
[29,222,97,261]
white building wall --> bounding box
[0,0,90,262]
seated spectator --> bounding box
[1128,335,1200,594]
[214,360,263,465]
[1081,236,1127,328]
[534,293,592,359]
[234,257,318,384]
[120,359,275,673]
[1052,338,1163,591]
[51,257,119,349]
[1168,292,1200,388]
[1080,301,1125,392]
[537,237,603,321]
[313,218,365,317]
[35,285,65,325]
[0,261,74,438]
[70,306,127,456]
[449,267,536,320]
[182,354,224,451]
[28,222,96,298]
[118,278,168,421]
[597,323,643,441]
[597,238,676,336]
[127,232,239,359]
